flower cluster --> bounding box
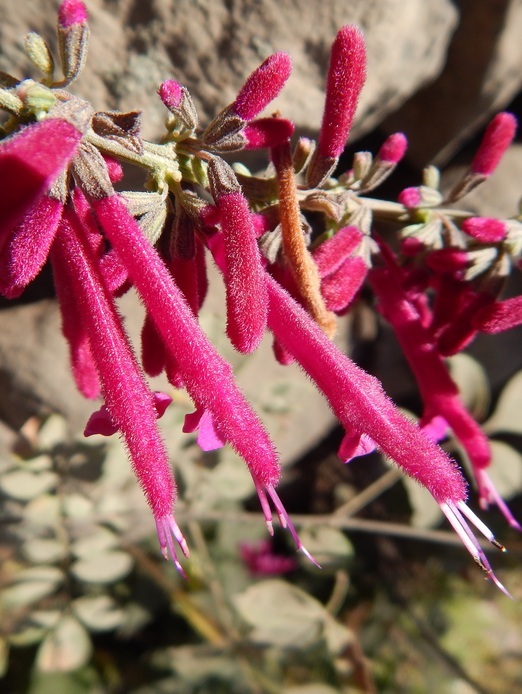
[1,0,520,595]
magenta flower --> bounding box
[240,539,297,576]
[264,272,509,593]
[377,132,408,164]
[84,391,173,437]
[207,159,268,353]
[369,255,521,532]
[87,194,314,557]
[58,0,88,27]
[316,26,366,159]
[0,118,83,239]
[242,117,295,150]
[51,208,189,571]
[312,226,368,312]
[473,295,522,334]
[461,217,508,243]
[307,25,367,187]
[448,112,517,201]
[231,52,292,121]
[470,112,517,177]
[0,194,64,299]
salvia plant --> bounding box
[1,0,521,603]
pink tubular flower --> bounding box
[377,132,408,164]
[183,407,225,451]
[84,391,173,437]
[461,217,508,243]
[58,0,88,27]
[0,194,64,298]
[398,186,422,209]
[313,227,368,312]
[307,26,366,188]
[242,117,295,150]
[158,80,183,111]
[51,209,188,572]
[232,52,292,121]
[316,26,366,159]
[473,295,522,334]
[0,118,83,239]
[370,259,521,532]
[470,112,517,177]
[207,159,268,353]
[265,273,509,592]
[89,196,283,495]
[240,539,297,576]
[214,191,268,352]
[313,226,363,278]
[52,239,101,399]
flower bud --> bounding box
[57,0,90,86]
[158,80,198,132]
[461,217,507,243]
[24,32,54,78]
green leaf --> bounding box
[73,595,125,632]
[484,370,522,435]
[37,414,68,451]
[8,610,61,647]
[448,353,490,420]
[1,567,63,609]
[234,579,328,649]
[62,494,94,519]
[71,526,119,559]
[488,440,522,499]
[71,551,133,584]
[22,538,67,564]
[0,470,58,501]
[36,616,92,672]
[25,494,61,526]
[297,526,353,568]
[209,457,254,501]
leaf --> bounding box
[488,440,522,499]
[23,538,67,564]
[62,494,94,519]
[73,596,125,632]
[71,551,133,584]
[22,454,53,472]
[1,567,63,609]
[448,353,490,420]
[297,526,353,568]
[209,457,254,501]
[8,611,62,647]
[36,616,92,672]
[234,579,328,649]
[0,470,58,501]
[37,414,68,450]
[484,370,522,435]
[25,494,61,526]
[71,526,119,559]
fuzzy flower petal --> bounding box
[0,118,82,238]
[52,210,185,569]
[316,25,367,159]
[470,112,517,177]
[183,407,226,451]
[232,52,292,121]
[90,194,281,489]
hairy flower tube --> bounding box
[0,0,520,595]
